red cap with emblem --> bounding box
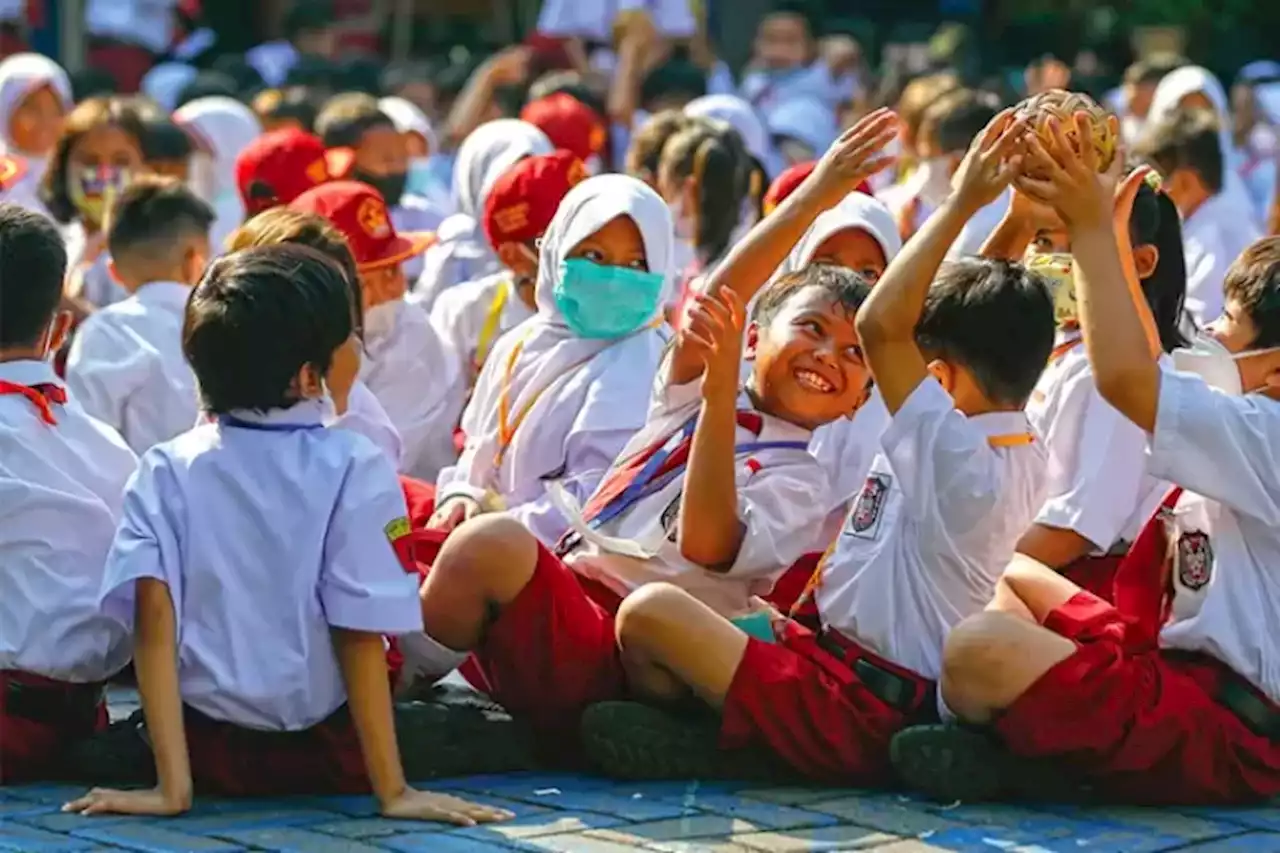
[235,128,348,216]
[290,181,434,271]
[519,93,606,164]
[482,150,587,252]
[763,161,872,215]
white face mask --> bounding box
[914,156,954,207]
[363,300,400,342]
[1171,334,1280,396]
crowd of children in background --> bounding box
[4,0,1280,822]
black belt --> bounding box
[4,677,104,727]
[1219,678,1280,740]
[814,631,938,718]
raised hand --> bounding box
[1015,111,1122,230]
[807,107,899,208]
[950,108,1029,215]
[681,286,746,403]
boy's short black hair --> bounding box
[1135,106,1224,194]
[1223,237,1280,349]
[915,258,1055,408]
[753,264,873,326]
[252,86,322,131]
[183,244,354,414]
[315,92,394,149]
[108,176,215,276]
[140,117,195,163]
[923,88,1000,155]
[0,204,68,348]
[211,54,267,96]
[762,0,821,39]
[641,60,708,109]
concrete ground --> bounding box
[3,688,1278,852]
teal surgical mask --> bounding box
[554,258,664,340]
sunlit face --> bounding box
[1028,226,1070,255]
[354,125,408,177]
[754,14,811,70]
[404,130,430,159]
[68,123,144,171]
[358,263,407,310]
[1125,81,1156,120]
[810,228,888,283]
[749,284,871,429]
[1211,297,1260,354]
[564,214,648,270]
[323,333,361,409]
[1208,297,1280,395]
[8,84,65,157]
[1178,91,1217,114]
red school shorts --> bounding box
[184,704,368,796]
[1060,554,1122,603]
[995,591,1280,805]
[0,671,107,784]
[465,542,625,738]
[720,621,936,785]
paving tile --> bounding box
[443,773,604,796]
[578,815,774,843]
[803,795,964,837]
[164,809,338,834]
[1173,833,1280,852]
[217,827,389,852]
[523,833,651,852]
[1194,806,1280,832]
[1039,805,1242,844]
[685,794,839,829]
[69,823,245,852]
[16,813,135,833]
[0,823,99,853]
[726,824,899,852]
[311,797,550,839]
[513,789,697,822]
[736,789,859,807]
[4,785,99,805]
[446,811,629,844]
[381,834,539,853]
[0,798,59,817]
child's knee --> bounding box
[435,514,538,591]
[940,612,1029,722]
[615,583,696,649]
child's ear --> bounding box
[295,364,326,399]
[107,258,122,285]
[1132,244,1158,280]
[46,310,73,355]
[926,358,953,394]
[743,321,760,359]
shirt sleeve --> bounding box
[729,458,831,577]
[319,440,424,634]
[98,449,183,632]
[1035,368,1148,549]
[880,376,1004,536]
[1148,366,1280,525]
[65,314,146,445]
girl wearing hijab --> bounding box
[1147,65,1274,226]
[173,96,263,251]
[0,54,73,216]
[413,119,554,311]
[42,97,149,309]
[429,173,675,549]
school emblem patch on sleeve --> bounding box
[662,492,681,542]
[1176,530,1213,591]
[384,517,411,544]
[847,474,891,540]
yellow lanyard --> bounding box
[789,430,1035,616]
[474,283,511,373]
[494,334,597,470]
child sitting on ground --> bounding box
[66,177,213,454]
[0,204,137,783]
[578,109,1055,785]
[403,110,898,739]
[65,245,512,821]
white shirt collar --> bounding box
[969,409,1033,440]
[133,281,192,309]
[219,399,328,430]
[0,359,62,388]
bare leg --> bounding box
[417,515,540,652]
[614,583,750,709]
[997,555,1085,623]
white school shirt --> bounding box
[815,377,1048,679]
[98,400,423,730]
[0,359,137,682]
[65,281,198,455]
[562,377,829,617]
[1026,334,1171,550]
[86,0,178,54]
[360,298,466,481]
[809,388,890,544]
[1148,369,1280,703]
[428,273,536,381]
[64,224,127,308]
[1182,191,1261,325]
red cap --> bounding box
[520,93,606,163]
[763,161,871,215]
[482,151,587,252]
[289,181,434,271]
[235,128,349,215]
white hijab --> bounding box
[378,96,438,155]
[779,191,902,275]
[459,174,675,494]
[0,53,72,194]
[174,96,262,250]
[451,119,554,219]
[1147,66,1259,223]
[685,94,775,176]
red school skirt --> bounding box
[994,590,1280,805]
[720,621,937,785]
[184,704,368,797]
[0,670,107,784]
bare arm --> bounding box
[1015,523,1097,569]
[333,628,408,806]
[668,108,899,387]
[444,49,530,147]
[134,578,193,809]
